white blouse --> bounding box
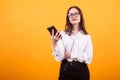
[52,30,93,64]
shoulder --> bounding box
[86,34,91,38]
[80,30,92,40]
[60,30,66,35]
[60,30,68,36]
[81,30,91,36]
[84,34,92,40]
[84,34,92,42]
[59,31,70,40]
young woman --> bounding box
[50,6,93,80]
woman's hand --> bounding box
[51,29,61,48]
[64,52,71,59]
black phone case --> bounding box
[47,26,57,35]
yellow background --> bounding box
[0,0,120,80]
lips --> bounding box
[72,19,77,21]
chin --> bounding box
[71,22,79,25]
[71,21,80,24]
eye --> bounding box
[67,12,80,17]
[75,13,79,15]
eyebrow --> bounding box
[68,12,79,14]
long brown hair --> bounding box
[65,6,88,35]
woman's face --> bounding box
[68,8,81,25]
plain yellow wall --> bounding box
[0,0,120,80]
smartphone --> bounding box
[47,26,57,36]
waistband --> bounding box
[62,59,86,66]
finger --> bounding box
[54,31,59,38]
[58,32,61,38]
[56,32,61,39]
[51,29,54,37]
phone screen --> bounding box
[47,26,57,35]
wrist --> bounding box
[64,52,71,58]
[52,43,57,48]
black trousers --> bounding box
[59,60,90,80]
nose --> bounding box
[71,14,76,18]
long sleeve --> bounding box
[52,39,65,62]
[51,31,93,64]
[70,35,93,64]
[82,35,93,64]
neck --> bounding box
[72,24,79,33]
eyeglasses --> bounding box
[67,12,80,17]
